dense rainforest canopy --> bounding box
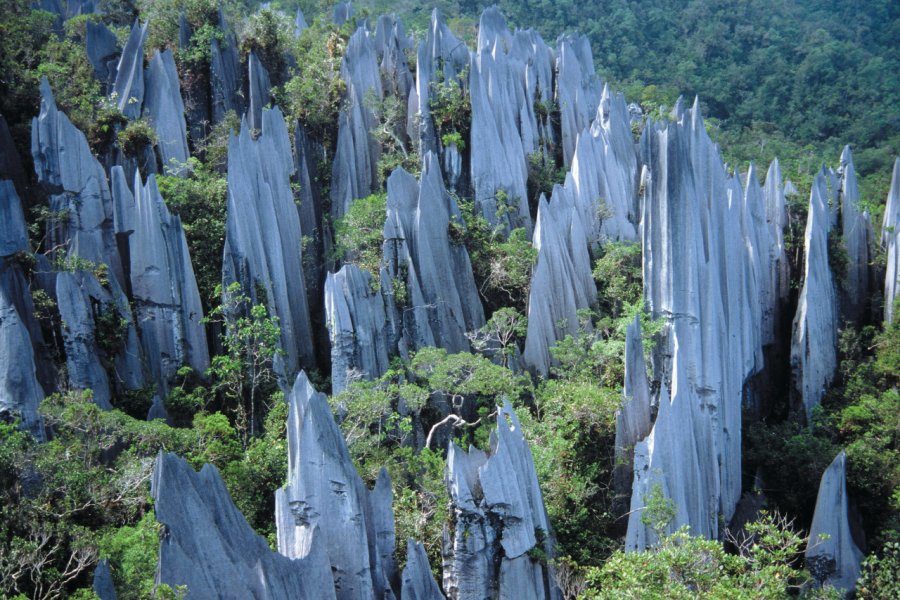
[0,1,897,599]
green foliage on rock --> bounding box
[332,192,387,277]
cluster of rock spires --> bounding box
[152,371,558,599]
[3,3,896,598]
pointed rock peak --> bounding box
[39,77,55,109]
[840,144,854,169]
[690,95,704,131]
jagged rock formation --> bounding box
[383,154,484,355]
[522,188,596,376]
[805,452,864,593]
[442,401,560,600]
[556,34,602,168]
[32,79,125,287]
[209,13,244,124]
[113,21,149,120]
[153,451,337,599]
[247,51,272,133]
[92,559,117,600]
[0,287,45,438]
[331,25,382,219]
[839,146,873,323]
[292,124,329,319]
[143,50,190,175]
[743,164,776,347]
[86,21,119,91]
[613,315,652,510]
[0,180,30,257]
[763,159,790,334]
[275,372,397,600]
[130,171,208,392]
[470,7,541,233]
[627,99,775,547]
[791,169,839,423]
[222,106,315,379]
[325,264,399,395]
[294,8,308,36]
[402,540,445,600]
[332,2,354,26]
[569,85,639,244]
[884,158,900,323]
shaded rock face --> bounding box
[209,20,244,124]
[113,21,149,120]
[275,372,397,600]
[884,158,900,323]
[247,50,272,134]
[0,287,45,439]
[0,180,30,257]
[791,169,839,423]
[402,540,445,600]
[129,171,208,393]
[763,159,790,338]
[0,116,27,195]
[556,34,602,168]
[92,559,117,600]
[839,146,873,324]
[522,188,596,376]
[627,100,777,547]
[569,85,639,244]
[442,401,561,600]
[143,50,190,176]
[325,264,399,395]
[86,21,119,91]
[805,452,864,593]
[32,79,125,288]
[222,107,315,380]
[383,154,485,355]
[153,452,337,600]
[331,25,383,220]
[292,124,329,324]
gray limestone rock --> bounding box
[0,181,30,256]
[764,159,790,324]
[32,79,125,288]
[805,452,864,593]
[556,35,602,167]
[402,540,445,600]
[295,8,308,36]
[275,372,397,600]
[325,264,397,395]
[210,29,244,124]
[222,107,315,380]
[522,188,596,376]
[112,21,149,120]
[153,452,337,599]
[0,287,45,439]
[332,2,354,26]
[130,171,208,393]
[442,401,560,600]
[292,124,328,317]
[383,154,485,355]
[791,169,839,423]
[839,146,873,323]
[613,315,652,511]
[143,50,190,175]
[247,51,272,134]
[86,20,119,91]
[92,559,117,600]
[331,25,383,220]
[627,99,774,547]
[884,158,900,323]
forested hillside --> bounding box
[0,1,897,599]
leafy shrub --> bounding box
[332,192,387,277]
[117,119,158,157]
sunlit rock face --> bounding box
[143,49,190,175]
[222,106,315,381]
[805,452,864,594]
[791,169,839,423]
[442,401,561,600]
[626,99,778,548]
[275,372,397,600]
[838,146,873,324]
[882,159,900,323]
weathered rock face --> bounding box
[383,154,485,355]
[153,452,337,600]
[331,25,383,220]
[522,188,596,376]
[556,34,602,168]
[32,79,125,287]
[469,7,536,234]
[0,180,30,257]
[130,171,208,392]
[325,265,399,395]
[275,372,397,600]
[627,99,776,547]
[292,124,329,322]
[884,158,900,323]
[805,452,864,593]
[839,146,873,323]
[92,559,117,600]
[763,159,790,334]
[613,314,652,511]
[143,50,190,175]
[294,7,308,36]
[112,21,149,120]
[442,401,560,600]
[791,169,839,423]
[0,287,45,439]
[209,15,244,124]
[247,50,272,134]
[85,20,119,91]
[222,107,315,380]
[402,540,445,600]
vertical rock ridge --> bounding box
[884,158,900,322]
[143,49,190,175]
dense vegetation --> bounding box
[0,0,897,598]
